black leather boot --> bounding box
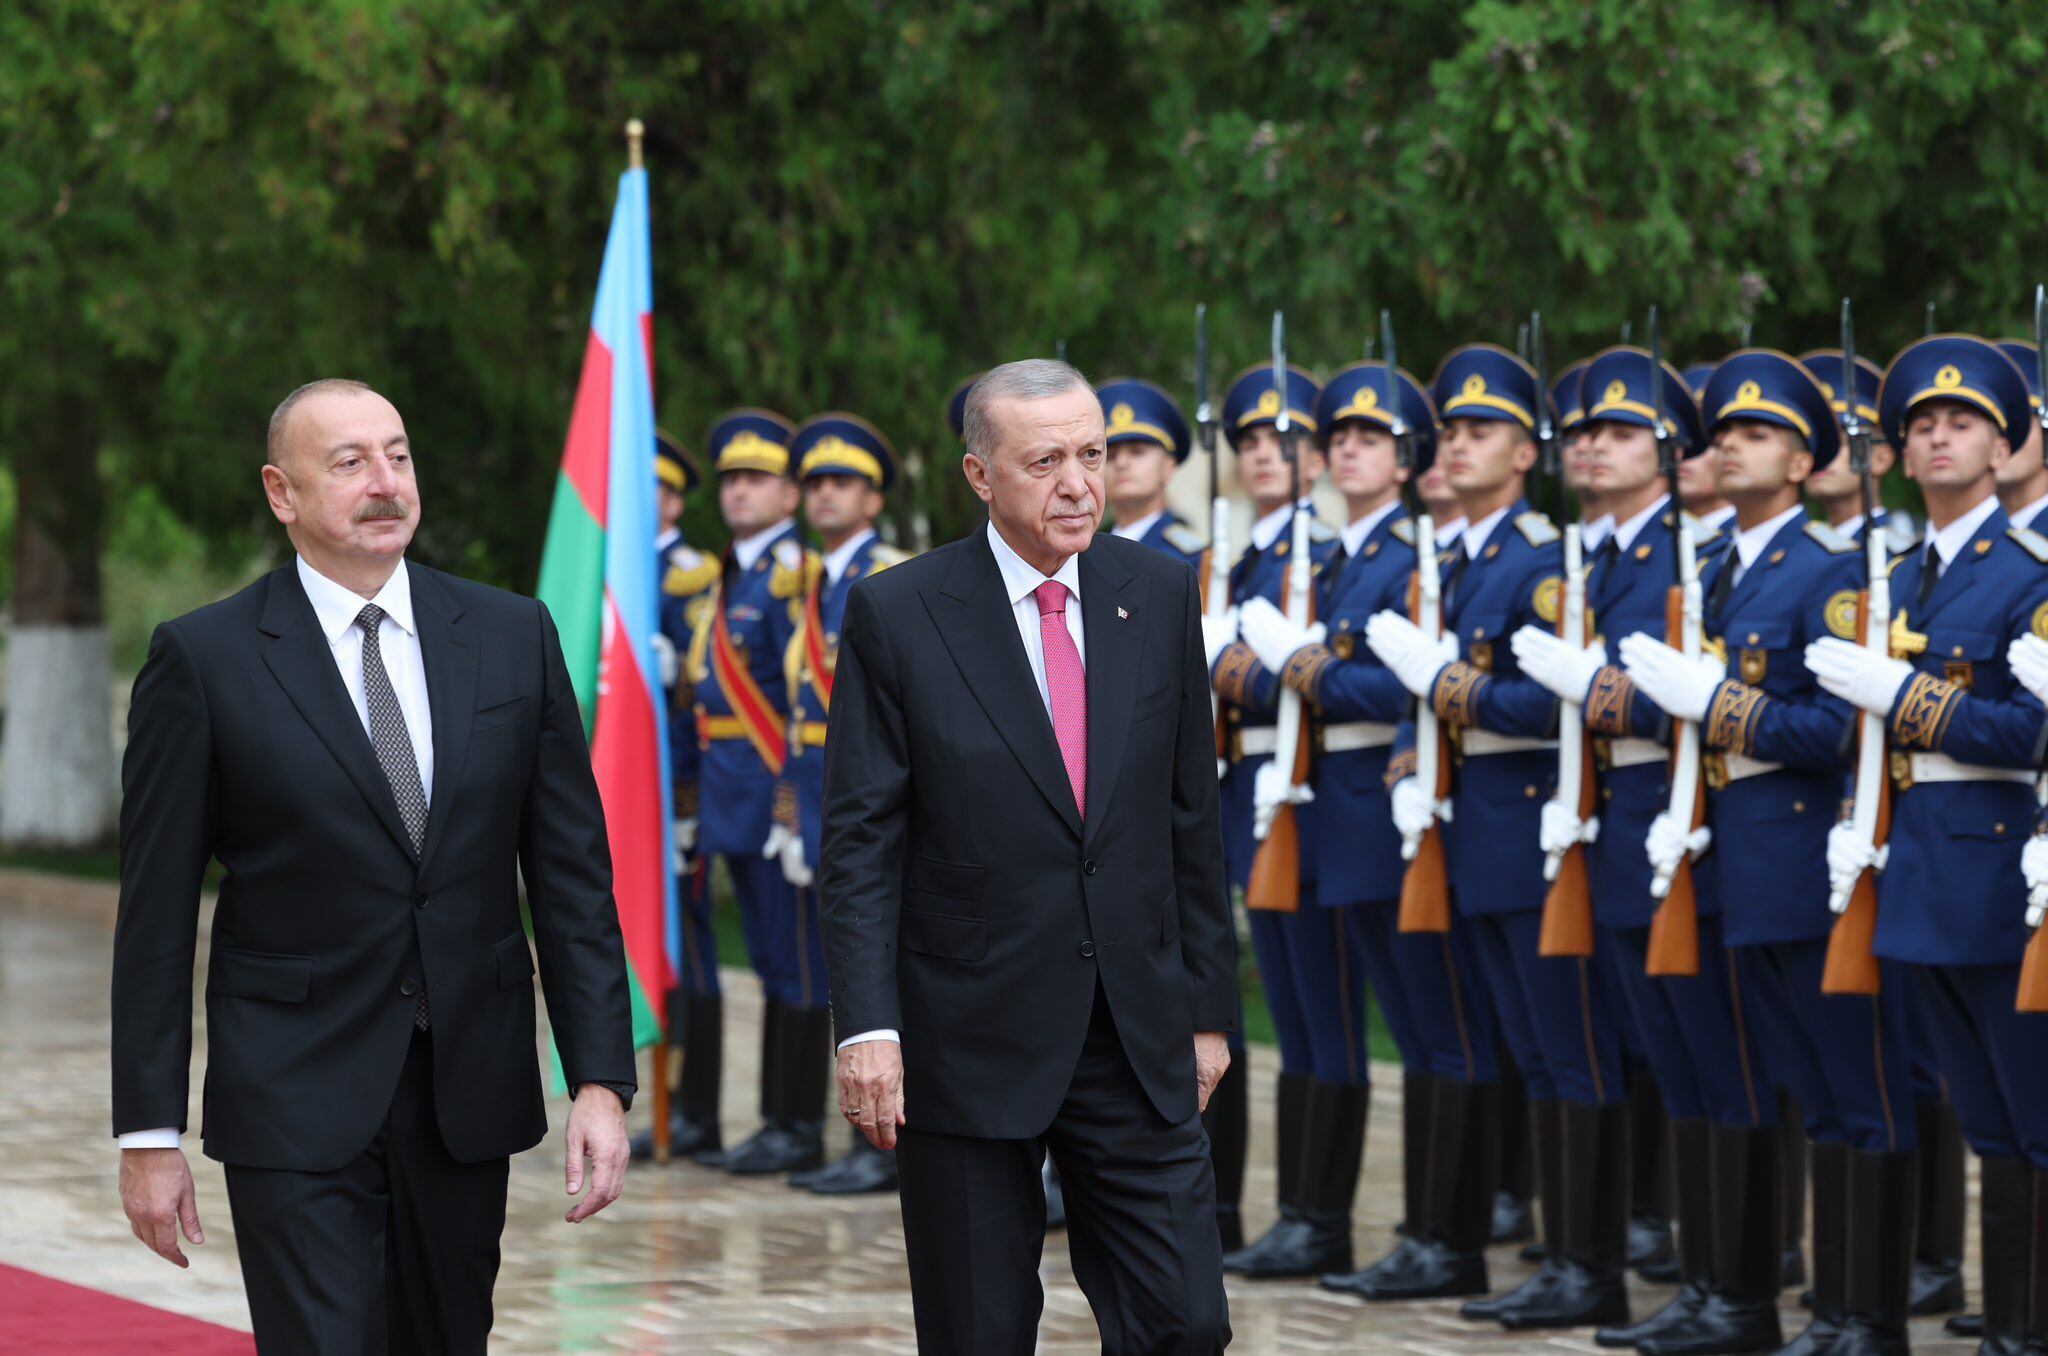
[1631,1070,1681,1280]
[1323,1077,1492,1300]
[1223,1072,1310,1273]
[1465,1098,1563,1322]
[1230,1080,1366,1278]
[731,1004,828,1176]
[1979,1154,2034,1356]
[716,999,785,1171]
[1339,1073,1436,1289]
[1599,1117,1711,1348]
[1829,1148,1916,1356]
[630,991,725,1162]
[1203,1054,1248,1252]
[1638,1123,1783,1354]
[1496,1100,1630,1331]
[1776,1140,1847,1355]
[2024,1165,2048,1356]
[1777,1093,1807,1292]
[1495,1057,1537,1247]
[1910,1099,1966,1315]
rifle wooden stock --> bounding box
[1823,588,1890,996]
[1540,538,1596,958]
[1646,585,1703,977]
[2019,922,2048,1013]
[1247,582,1316,913]
[1398,572,1453,934]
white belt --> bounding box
[1902,753,2037,786]
[1320,721,1396,753]
[1719,753,1782,783]
[1236,727,1278,757]
[1460,729,1558,757]
[1607,737,1665,769]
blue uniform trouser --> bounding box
[1247,887,1371,1085]
[1602,917,1775,1127]
[1467,909,1626,1107]
[725,853,828,1011]
[1912,962,2048,1170]
[1737,937,1917,1152]
[675,858,721,997]
[1348,899,1501,1085]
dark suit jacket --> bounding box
[818,527,1239,1140]
[110,561,635,1171]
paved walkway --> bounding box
[0,868,1978,1352]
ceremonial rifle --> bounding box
[1534,312,1596,956]
[1390,310,1452,933]
[1248,311,1314,912]
[1197,304,1233,774]
[2020,285,2048,1013]
[1821,298,1891,996]
[1645,307,1706,976]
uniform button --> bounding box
[1524,785,1538,798]
[1080,941,1096,958]
[400,978,419,997]
[1083,860,1098,876]
[414,893,429,909]
[1791,802,1805,814]
[1996,822,2007,834]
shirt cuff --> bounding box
[118,1128,181,1149]
[836,1028,900,1051]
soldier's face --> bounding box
[657,484,686,533]
[1438,417,1535,499]
[1585,421,1662,497]
[719,469,800,536]
[803,473,880,537]
[962,386,1105,573]
[1995,419,2045,490]
[1106,440,1174,509]
[1902,401,2008,492]
[1809,434,1895,503]
[1326,422,1403,502]
[1236,424,1323,512]
[1714,420,1811,499]
[1562,428,1596,491]
[1417,463,1458,517]
[1679,444,1723,503]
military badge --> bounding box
[1740,650,1767,684]
[1824,591,1861,641]
[1945,661,1974,690]
[2034,600,2048,640]
[1534,577,1563,624]
[1471,641,1494,672]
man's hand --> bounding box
[120,1147,203,1267]
[1194,1032,1230,1114]
[837,1039,907,1150]
[563,1085,629,1223]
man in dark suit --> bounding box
[112,378,636,1353]
[821,358,1240,1354]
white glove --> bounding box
[650,632,680,689]
[1619,634,1727,723]
[1390,777,1435,857]
[2026,835,2048,929]
[1538,799,1599,879]
[1645,810,1712,880]
[673,817,698,873]
[2009,634,2048,702]
[1238,597,1327,674]
[1824,819,1887,912]
[1202,607,1239,669]
[1251,757,1313,840]
[763,822,813,888]
[1805,637,1914,717]
[1365,612,1459,698]
[1510,625,1608,704]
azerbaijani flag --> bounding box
[535,152,674,1058]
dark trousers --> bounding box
[895,982,1230,1355]
[224,1031,510,1355]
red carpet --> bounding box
[0,1264,254,1354]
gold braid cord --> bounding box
[1704,681,1769,755]
[1431,662,1489,727]
[1384,747,1418,788]
[1890,673,1962,751]
[1584,665,1636,736]
[1281,643,1336,705]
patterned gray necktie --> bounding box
[357,604,431,1028]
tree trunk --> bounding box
[1,408,115,849]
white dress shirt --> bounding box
[1613,494,1671,554]
[1341,500,1401,558]
[835,521,1088,1053]
[1460,505,1511,560]
[1434,516,1466,548]
[1582,514,1616,554]
[1698,504,1738,535]
[1111,508,1165,542]
[120,555,436,1149]
[733,517,796,573]
[822,527,877,587]
[2010,492,2048,533]
[1923,493,2001,574]
[1250,499,1314,554]
[1728,504,1807,583]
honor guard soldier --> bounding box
[633,433,728,1162]
[1681,363,1738,538]
[1996,340,2048,531]
[1207,359,1347,1278]
[1807,336,2048,1356]
[1803,350,1919,555]
[1614,351,1892,1354]
[1098,378,1207,569]
[687,408,831,1175]
[772,412,913,1196]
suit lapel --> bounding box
[411,567,477,873]
[1080,544,1146,846]
[929,531,1083,839]
[1722,516,1803,620]
[257,568,419,862]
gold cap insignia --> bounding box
[1463,373,1488,397]
[1257,389,1281,416]
[1108,401,1136,433]
[1736,379,1763,404]
[1604,379,1628,405]
[1935,364,1963,390]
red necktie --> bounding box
[1033,580,1087,820]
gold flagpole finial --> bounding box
[625,118,645,169]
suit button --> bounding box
[1083,860,1098,876]
[1080,941,1096,958]
[400,978,419,997]
[414,893,429,909]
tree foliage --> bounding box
[8,0,2048,593]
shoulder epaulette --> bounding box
[1390,518,1416,546]
[769,540,820,599]
[1887,552,1909,577]
[1309,520,1339,544]
[663,548,722,598]
[1514,511,1560,547]
[1803,521,1858,554]
[1162,521,1208,555]
[865,543,914,575]
[2007,526,2048,564]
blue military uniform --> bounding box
[1098,377,1207,570]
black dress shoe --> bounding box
[1825,1314,1911,1356]
[1773,1315,1841,1355]
[1492,1190,1534,1244]
[1909,1257,1964,1315]
[1226,1217,1352,1280]
[1042,1157,1066,1230]
[1780,1246,1806,1291]
[790,1140,897,1194]
[1634,1294,1781,1354]
[1630,1210,1677,1273]
[1461,1265,1558,1323]
[1495,1257,1630,1330]
[1324,1238,1425,1296]
[1947,1313,1985,1338]
[722,1122,824,1175]
[628,1110,721,1162]
[1595,1282,1707,1348]
[1321,1238,1488,1300]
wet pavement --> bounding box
[0,867,1978,1353]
